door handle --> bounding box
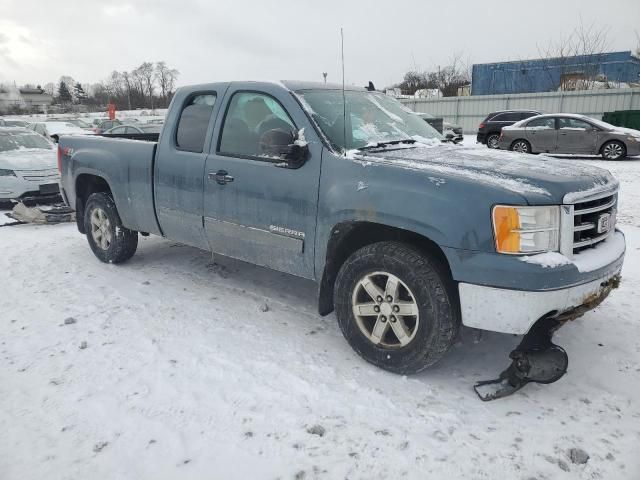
[209,170,234,185]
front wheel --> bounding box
[510,139,531,154]
[601,141,626,160]
[334,242,459,374]
[84,192,138,264]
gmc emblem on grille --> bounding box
[597,213,611,234]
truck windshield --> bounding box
[0,132,53,152]
[296,89,442,152]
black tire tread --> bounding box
[84,192,138,264]
[334,241,459,375]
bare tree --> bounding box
[104,71,124,100]
[155,61,179,106]
[42,82,56,96]
[121,71,133,110]
[132,62,156,109]
[433,52,471,97]
[394,53,470,97]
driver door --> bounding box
[203,84,321,279]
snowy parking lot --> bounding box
[1,146,640,479]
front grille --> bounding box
[572,194,617,253]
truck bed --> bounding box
[58,135,162,236]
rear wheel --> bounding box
[486,133,500,149]
[334,242,459,374]
[601,141,626,160]
[510,139,531,154]
[84,192,138,264]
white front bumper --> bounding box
[0,171,60,200]
[459,268,621,334]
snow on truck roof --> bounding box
[177,80,367,93]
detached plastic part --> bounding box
[474,316,569,401]
[7,202,75,224]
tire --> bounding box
[334,241,459,375]
[486,133,500,149]
[84,192,138,264]
[601,141,626,160]
[510,139,531,154]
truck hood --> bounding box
[0,148,57,171]
[354,144,617,204]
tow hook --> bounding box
[474,316,568,401]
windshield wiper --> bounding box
[357,139,416,151]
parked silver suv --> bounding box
[498,113,640,160]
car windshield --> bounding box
[296,89,442,151]
[0,132,52,152]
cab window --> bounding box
[175,93,217,153]
[218,92,296,159]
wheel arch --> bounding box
[317,221,455,316]
[74,174,113,234]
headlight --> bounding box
[492,205,560,254]
[0,169,16,177]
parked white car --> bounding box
[0,128,60,202]
[28,121,93,143]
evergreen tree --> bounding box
[58,81,72,104]
[73,82,88,103]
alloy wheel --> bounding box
[351,271,420,348]
[512,141,530,153]
[603,143,623,160]
[90,208,113,250]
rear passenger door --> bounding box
[557,117,598,154]
[154,91,221,249]
[202,84,322,279]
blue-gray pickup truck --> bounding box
[58,81,625,400]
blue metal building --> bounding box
[471,51,640,95]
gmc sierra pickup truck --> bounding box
[58,81,625,400]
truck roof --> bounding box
[281,80,366,92]
[177,80,367,95]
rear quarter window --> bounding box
[175,93,217,153]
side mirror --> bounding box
[260,129,309,168]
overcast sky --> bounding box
[1,0,638,89]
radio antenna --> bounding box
[341,27,347,157]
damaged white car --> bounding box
[0,127,60,203]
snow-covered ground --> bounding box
[1,147,639,479]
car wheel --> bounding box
[334,241,459,374]
[487,134,500,149]
[84,192,138,264]
[601,141,626,160]
[510,139,531,154]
